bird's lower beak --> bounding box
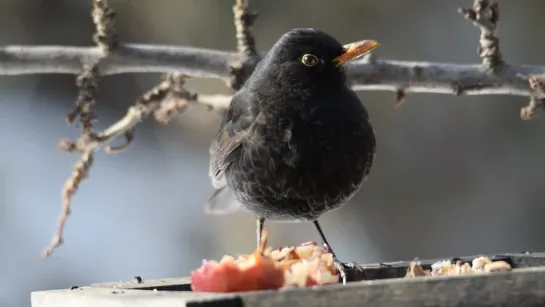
[333,40,380,66]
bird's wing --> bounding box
[206,91,259,214]
[208,91,256,188]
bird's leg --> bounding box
[313,220,347,285]
[256,217,265,249]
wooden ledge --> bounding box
[31,252,545,307]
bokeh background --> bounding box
[2,0,545,306]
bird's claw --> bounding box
[349,261,365,271]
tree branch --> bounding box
[233,0,257,57]
[229,0,259,90]
[522,77,545,119]
[459,0,502,69]
[1,44,544,99]
[0,44,236,77]
[41,0,120,258]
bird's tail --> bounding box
[204,187,248,215]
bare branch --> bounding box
[228,0,260,90]
[41,0,238,256]
[233,0,257,57]
[0,45,235,76]
[67,64,100,132]
[65,0,119,131]
[70,76,222,155]
[100,74,195,146]
[42,72,220,256]
[459,0,502,69]
[153,74,194,124]
[41,149,94,258]
[458,0,545,120]
[521,76,545,120]
[92,0,119,54]
[42,0,120,257]
[100,92,230,146]
[1,45,544,99]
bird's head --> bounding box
[248,28,380,96]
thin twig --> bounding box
[43,73,211,257]
[102,91,218,151]
[228,0,260,90]
[102,73,197,153]
[92,0,119,54]
[42,0,119,257]
[65,0,118,131]
[521,76,545,120]
[152,74,195,124]
[377,0,517,109]
[458,0,544,120]
[42,149,94,257]
[66,64,100,132]
[459,0,502,69]
[233,0,257,57]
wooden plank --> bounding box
[91,276,192,291]
[241,267,545,307]
[84,252,544,291]
[345,252,545,281]
[499,252,545,268]
[31,267,545,307]
[31,286,241,307]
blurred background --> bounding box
[1,0,545,306]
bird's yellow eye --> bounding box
[301,54,319,67]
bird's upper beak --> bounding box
[333,40,380,66]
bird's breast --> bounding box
[234,103,373,200]
[225,94,376,221]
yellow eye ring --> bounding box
[301,54,319,67]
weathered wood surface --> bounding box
[91,276,192,291]
[31,253,545,307]
[345,252,545,281]
[31,267,545,307]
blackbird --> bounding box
[206,28,379,284]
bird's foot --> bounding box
[348,261,365,271]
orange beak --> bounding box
[333,40,380,66]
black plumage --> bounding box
[206,28,380,284]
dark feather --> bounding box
[208,90,262,188]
